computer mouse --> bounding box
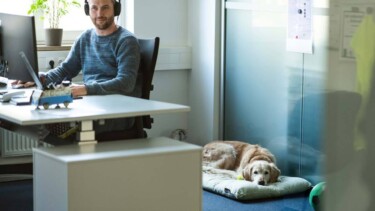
[0,81,6,87]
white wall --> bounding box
[147,70,189,138]
[130,0,192,139]
[133,0,222,144]
[187,0,221,146]
[133,0,188,46]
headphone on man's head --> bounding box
[84,0,121,16]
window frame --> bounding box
[36,0,131,45]
[0,0,132,45]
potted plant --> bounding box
[28,0,81,46]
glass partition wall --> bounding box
[222,0,329,185]
[324,0,375,210]
[222,0,375,209]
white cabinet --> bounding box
[33,137,202,211]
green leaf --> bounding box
[27,0,82,28]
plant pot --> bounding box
[45,28,63,46]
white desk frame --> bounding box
[0,94,190,144]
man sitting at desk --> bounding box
[10,0,140,142]
[41,0,140,135]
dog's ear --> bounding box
[242,165,253,181]
[269,163,281,183]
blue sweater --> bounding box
[45,26,141,97]
[45,26,141,133]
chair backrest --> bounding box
[138,37,160,101]
[96,37,160,142]
[138,37,160,129]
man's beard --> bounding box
[92,16,115,30]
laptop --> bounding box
[19,51,44,90]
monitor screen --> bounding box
[0,13,38,83]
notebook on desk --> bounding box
[9,90,33,105]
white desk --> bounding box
[0,94,190,144]
[1,94,202,210]
[0,94,190,125]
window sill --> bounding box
[37,45,72,52]
[37,46,192,71]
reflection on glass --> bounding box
[223,2,329,185]
[325,2,375,210]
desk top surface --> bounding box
[33,137,202,163]
[0,94,190,125]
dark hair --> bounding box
[84,0,121,16]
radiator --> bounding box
[0,128,48,157]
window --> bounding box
[45,5,93,44]
[0,0,89,44]
[0,0,32,15]
[0,0,131,45]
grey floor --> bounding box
[0,179,314,211]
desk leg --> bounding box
[76,120,97,145]
[37,125,46,147]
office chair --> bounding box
[96,37,160,141]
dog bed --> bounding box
[203,172,312,201]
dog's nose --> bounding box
[258,181,265,186]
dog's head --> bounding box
[242,160,280,185]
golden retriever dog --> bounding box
[202,140,280,185]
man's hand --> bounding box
[39,72,46,86]
[11,80,35,88]
[70,84,87,98]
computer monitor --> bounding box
[0,12,38,83]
